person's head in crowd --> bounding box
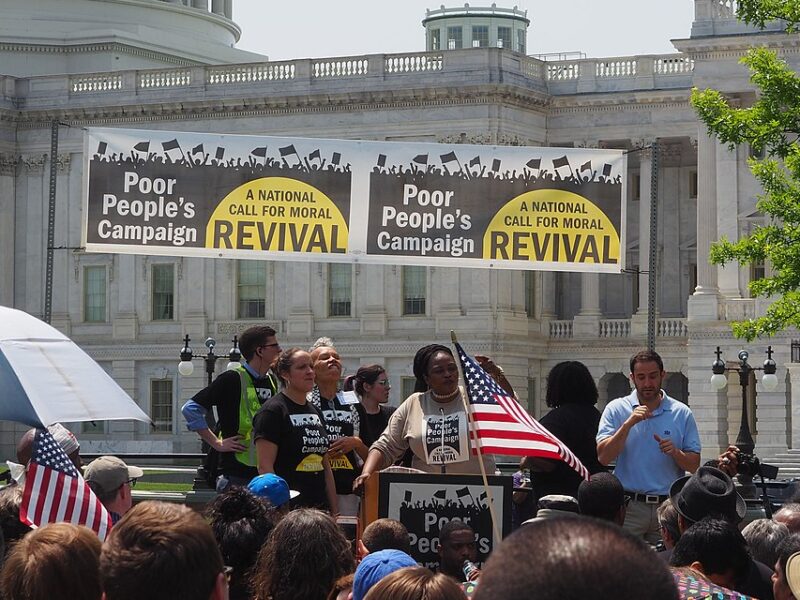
[274,348,316,394]
[309,337,342,392]
[17,423,82,470]
[629,349,666,403]
[577,472,626,525]
[101,501,228,600]
[239,325,280,374]
[473,517,678,600]
[0,522,101,600]
[412,344,456,394]
[669,466,745,533]
[252,508,355,600]
[247,472,299,513]
[438,519,477,582]
[358,518,412,558]
[84,455,143,520]
[776,504,800,533]
[743,518,790,569]
[326,574,354,600]
[772,533,800,600]
[525,494,580,522]
[545,361,598,408]
[669,518,750,590]
[657,498,681,550]
[353,549,418,600]
[206,487,277,600]
[0,486,31,554]
[363,566,467,600]
[343,364,390,405]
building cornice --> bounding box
[0,41,203,67]
[673,31,800,58]
[550,90,692,113]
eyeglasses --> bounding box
[262,343,281,349]
[377,379,391,387]
[126,478,138,488]
[222,566,233,583]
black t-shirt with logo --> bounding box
[360,405,396,449]
[192,369,277,479]
[318,394,361,496]
[252,392,330,509]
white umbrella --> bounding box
[0,306,151,428]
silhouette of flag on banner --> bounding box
[251,147,267,157]
[215,147,225,161]
[377,154,386,167]
[279,144,297,157]
[469,156,481,167]
[191,143,204,155]
[20,429,112,541]
[133,141,150,153]
[478,491,488,504]
[454,342,589,480]
[602,163,613,177]
[491,159,501,171]
[433,489,447,502]
[331,152,341,165]
[580,160,592,172]
[412,154,428,165]
[552,156,570,169]
[162,139,180,152]
[526,158,541,169]
[309,149,321,161]
[96,141,108,155]
[456,486,471,499]
[440,151,458,164]
[404,490,413,504]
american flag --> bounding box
[454,342,589,480]
[20,429,112,540]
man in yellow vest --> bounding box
[181,326,281,491]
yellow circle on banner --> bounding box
[482,189,619,264]
[205,177,348,253]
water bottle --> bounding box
[462,560,479,582]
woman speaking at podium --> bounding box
[353,344,510,490]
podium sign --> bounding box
[372,473,512,569]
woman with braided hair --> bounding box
[353,344,509,489]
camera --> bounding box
[734,450,779,480]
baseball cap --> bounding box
[247,473,299,507]
[352,549,417,600]
[786,551,800,597]
[84,456,143,493]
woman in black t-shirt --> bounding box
[529,361,604,501]
[342,364,395,449]
[253,349,338,513]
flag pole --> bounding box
[450,330,502,543]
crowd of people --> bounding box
[3,326,800,599]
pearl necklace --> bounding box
[430,388,459,402]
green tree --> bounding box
[691,0,800,340]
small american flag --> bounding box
[454,342,589,480]
[20,429,112,540]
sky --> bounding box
[233,1,696,61]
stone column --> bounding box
[360,265,388,337]
[113,255,138,339]
[434,266,463,335]
[716,142,741,298]
[540,271,557,319]
[688,132,720,321]
[574,273,601,337]
[686,340,729,458]
[635,140,653,316]
[286,262,314,340]
[0,154,16,307]
[20,154,47,316]
[50,154,73,333]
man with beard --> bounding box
[597,349,701,543]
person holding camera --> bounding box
[597,349,701,544]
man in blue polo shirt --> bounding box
[597,349,700,543]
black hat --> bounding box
[669,466,746,524]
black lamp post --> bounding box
[178,335,241,386]
[710,346,778,489]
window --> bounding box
[689,170,698,199]
[750,259,766,298]
[517,29,526,54]
[631,173,641,202]
[524,271,536,317]
[527,377,537,417]
[497,26,511,49]
[152,263,175,321]
[237,261,266,319]
[83,265,107,322]
[150,379,173,433]
[447,26,462,49]
[402,266,426,315]
[401,377,417,402]
[472,25,488,48]
[328,263,352,317]
[430,28,441,51]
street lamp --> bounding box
[178,335,241,386]
[709,346,778,456]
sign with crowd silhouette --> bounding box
[83,128,626,272]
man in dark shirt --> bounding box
[181,326,280,490]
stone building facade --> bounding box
[1,0,798,463]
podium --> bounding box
[360,471,512,569]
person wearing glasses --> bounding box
[181,325,282,491]
[343,364,395,453]
[84,455,143,524]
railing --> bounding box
[70,74,123,93]
[549,320,573,339]
[206,62,295,84]
[385,53,443,74]
[654,56,695,75]
[720,298,756,321]
[139,69,192,89]
[599,319,631,338]
[520,56,543,78]
[547,62,580,80]
[313,58,369,78]
[596,59,636,78]
[657,318,688,337]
